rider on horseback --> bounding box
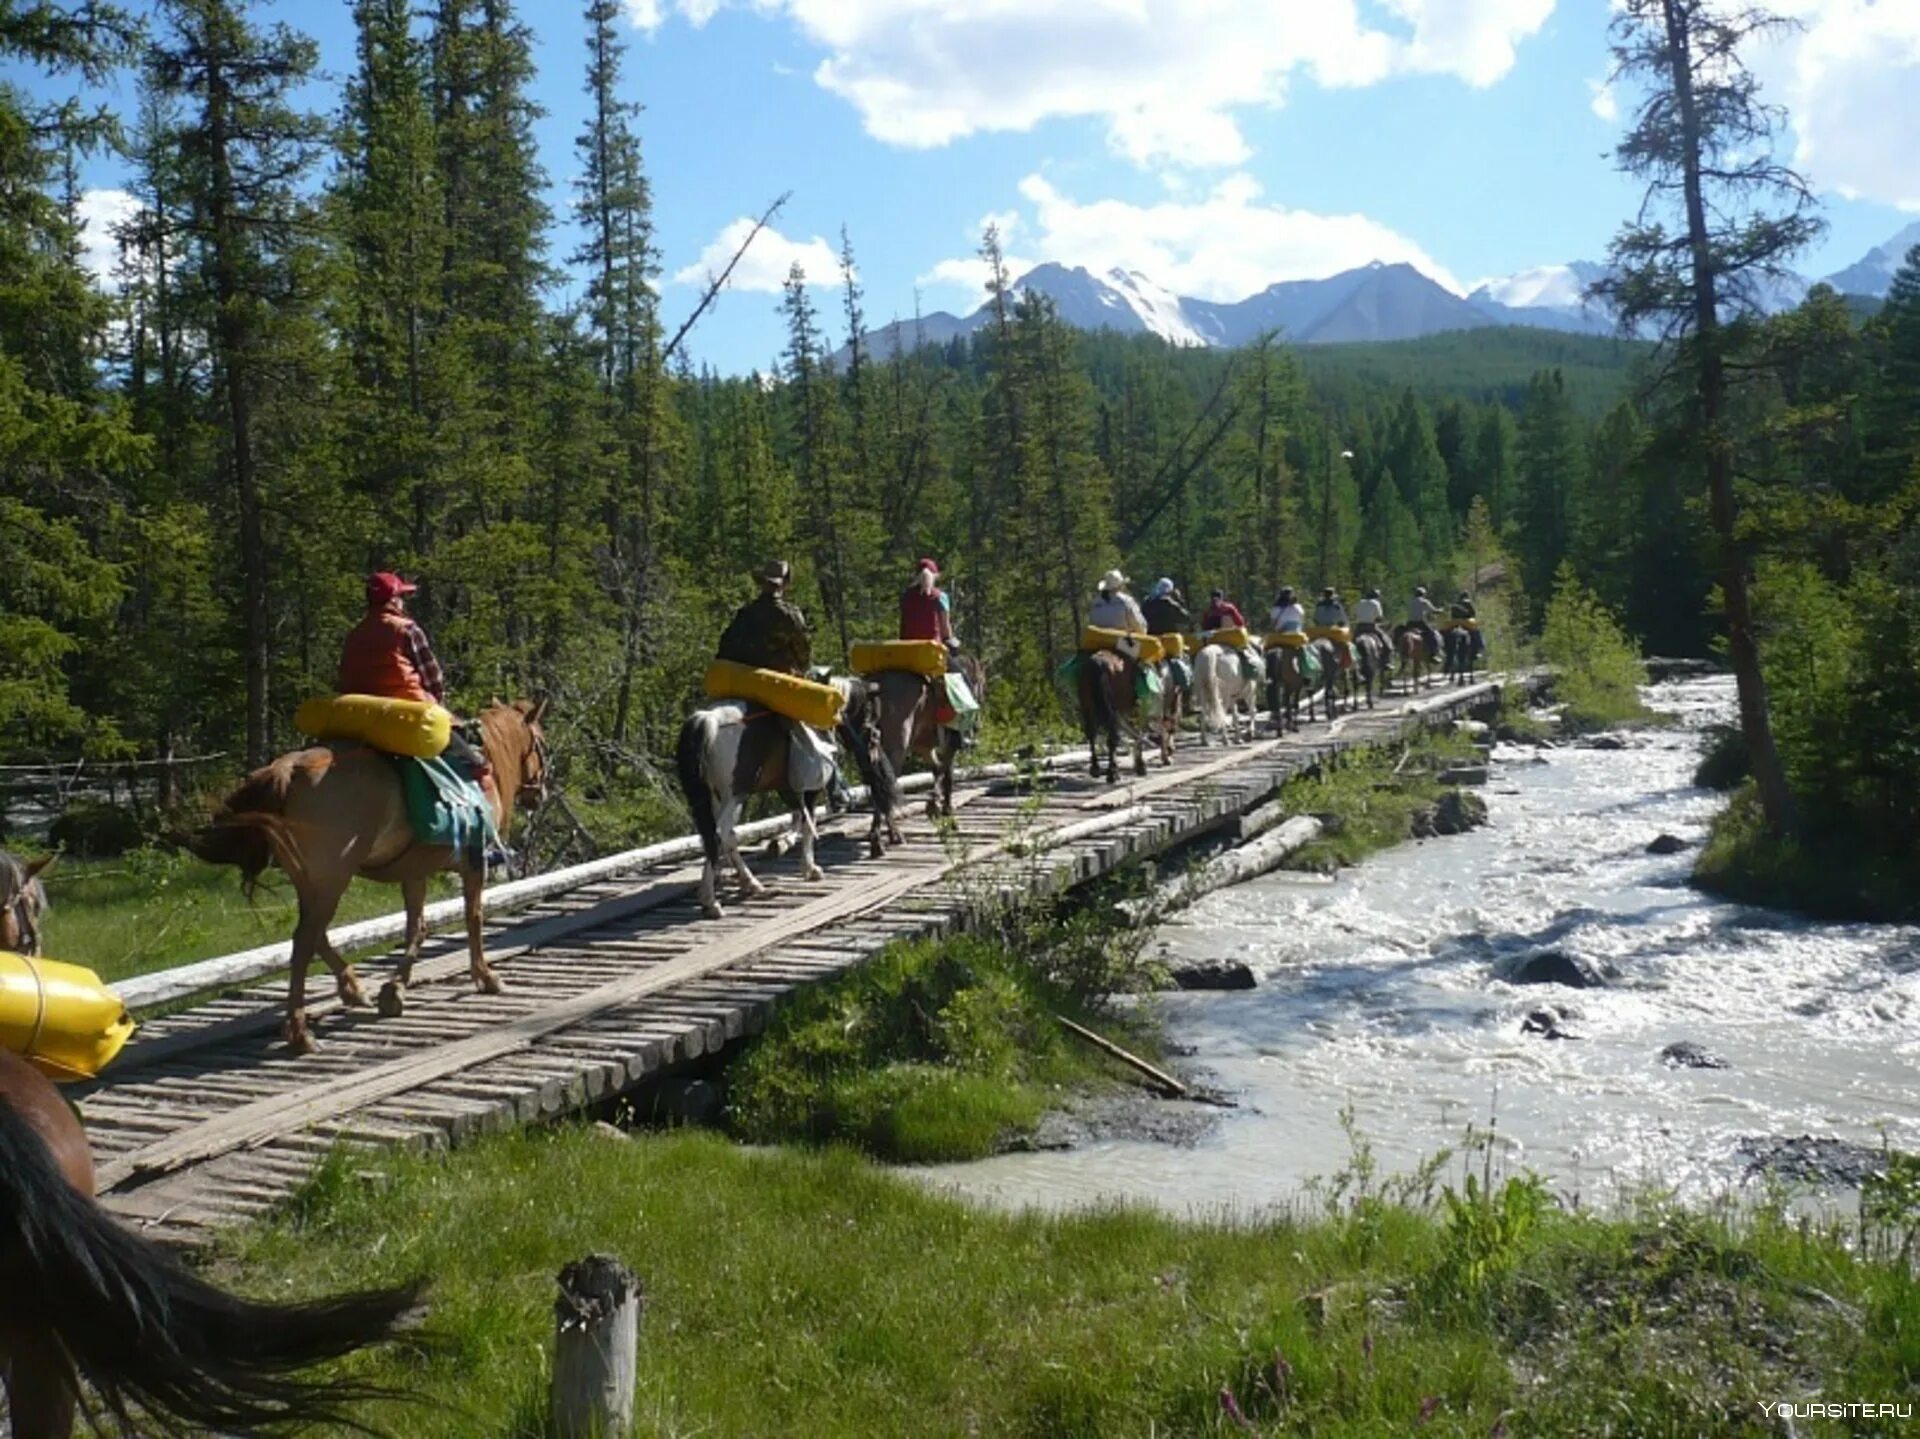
[1451,591,1478,623]
[338,572,489,784]
[901,558,979,744]
[1089,570,1148,633]
[1141,577,1189,636]
[718,560,850,810]
[1407,586,1442,660]
[1353,587,1389,671]
[1201,589,1246,632]
[1268,587,1305,633]
[720,560,812,674]
[1312,588,1348,629]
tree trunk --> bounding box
[1664,0,1797,838]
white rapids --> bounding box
[925,677,1920,1217]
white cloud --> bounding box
[1587,77,1618,123]
[1756,0,1920,212]
[922,172,1465,303]
[74,187,138,289]
[672,217,843,292]
[622,0,663,31]
[638,0,1555,169]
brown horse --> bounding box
[1351,628,1391,710]
[0,1049,421,1437]
[0,849,53,955]
[1076,650,1170,782]
[1395,625,1437,692]
[1265,643,1308,732]
[187,700,550,1053]
[870,653,987,850]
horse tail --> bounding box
[676,713,722,868]
[1199,650,1230,735]
[0,1097,423,1435]
[185,752,332,895]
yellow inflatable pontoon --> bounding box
[295,693,453,759]
[1306,625,1352,644]
[1439,617,1482,632]
[1266,631,1309,650]
[849,640,947,678]
[0,953,134,1082]
[1157,632,1186,659]
[1079,627,1164,664]
[1198,627,1252,651]
[704,660,847,729]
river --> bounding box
[928,677,1920,1216]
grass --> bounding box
[729,927,1159,1163]
[211,1125,1920,1437]
[1282,732,1479,873]
[1693,786,1920,924]
[35,848,456,985]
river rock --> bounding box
[1439,764,1489,787]
[1737,1135,1900,1187]
[1660,1041,1728,1070]
[649,1078,724,1127]
[1414,790,1489,838]
[1584,734,1630,751]
[1503,949,1612,989]
[1521,1007,1581,1040]
[1646,833,1691,855]
[1168,959,1258,991]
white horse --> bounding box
[674,678,896,919]
[1193,639,1265,745]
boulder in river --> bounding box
[1646,833,1691,855]
[1503,949,1613,989]
[1439,764,1489,787]
[1414,790,1489,838]
[1167,959,1258,991]
[1660,1041,1728,1070]
[1584,734,1630,751]
[1737,1135,1901,1187]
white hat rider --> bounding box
[1099,569,1129,594]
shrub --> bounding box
[48,800,148,857]
[1538,564,1650,731]
[1693,724,1749,790]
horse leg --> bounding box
[797,796,824,883]
[378,876,429,1018]
[2,1327,78,1439]
[721,798,766,900]
[284,897,331,1054]
[461,865,501,996]
[698,855,723,920]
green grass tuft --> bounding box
[1694,785,1920,922]
[1283,732,1478,872]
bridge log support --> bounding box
[552,1254,642,1439]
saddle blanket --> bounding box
[396,753,498,859]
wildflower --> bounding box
[1219,1386,1255,1432]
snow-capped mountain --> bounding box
[1005,264,1206,346]
[1469,262,1606,311]
[1821,221,1920,298]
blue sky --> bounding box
[16,0,1920,373]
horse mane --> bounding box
[218,750,336,818]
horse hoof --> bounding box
[765,838,789,858]
[338,972,370,1008]
[475,972,504,997]
[377,981,406,1018]
[868,838,884,858]
[804,866,825,883]
[743,880,768,900]
[702,902,726,920]
[283,1022,318,1056]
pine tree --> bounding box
[1384,388,1455,572]
[781,264,853,658]
[1515,369,1586,621]
[149,0,327,764]
[1593,0,1824,837]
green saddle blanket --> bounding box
[395,754,498,860]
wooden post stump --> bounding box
[552,1254,642,1438]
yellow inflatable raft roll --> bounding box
[1439,617,1482,632]
[1306,625,1352,644]
[295,693,453,759]
[0,953,134,1082]
[1157,632,1186,659]
[1079,627,1165,664]
[1199,627,1251,651]
[849,640,947,678]
[704,660,847,729]
[1266,631,1309,650]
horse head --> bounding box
[0,852,51,956]
[484,697,552,813]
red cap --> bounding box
[367,571,418,605]
[916,557,940,576]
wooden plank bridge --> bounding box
[72,679,1513,1248]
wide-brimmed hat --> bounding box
[367,571,417,605]
[1366,587,1380,599]
[756,560,792,585]
[1099,569,1128,592]
[1277,586,1296,603]
[1415,585,1428,596]
[1320,586,1335,598]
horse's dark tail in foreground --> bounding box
[0,1101,423,1436]
[676,713,722,867]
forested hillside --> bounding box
[4,0,1920,900]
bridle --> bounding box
[2,870,43,957]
